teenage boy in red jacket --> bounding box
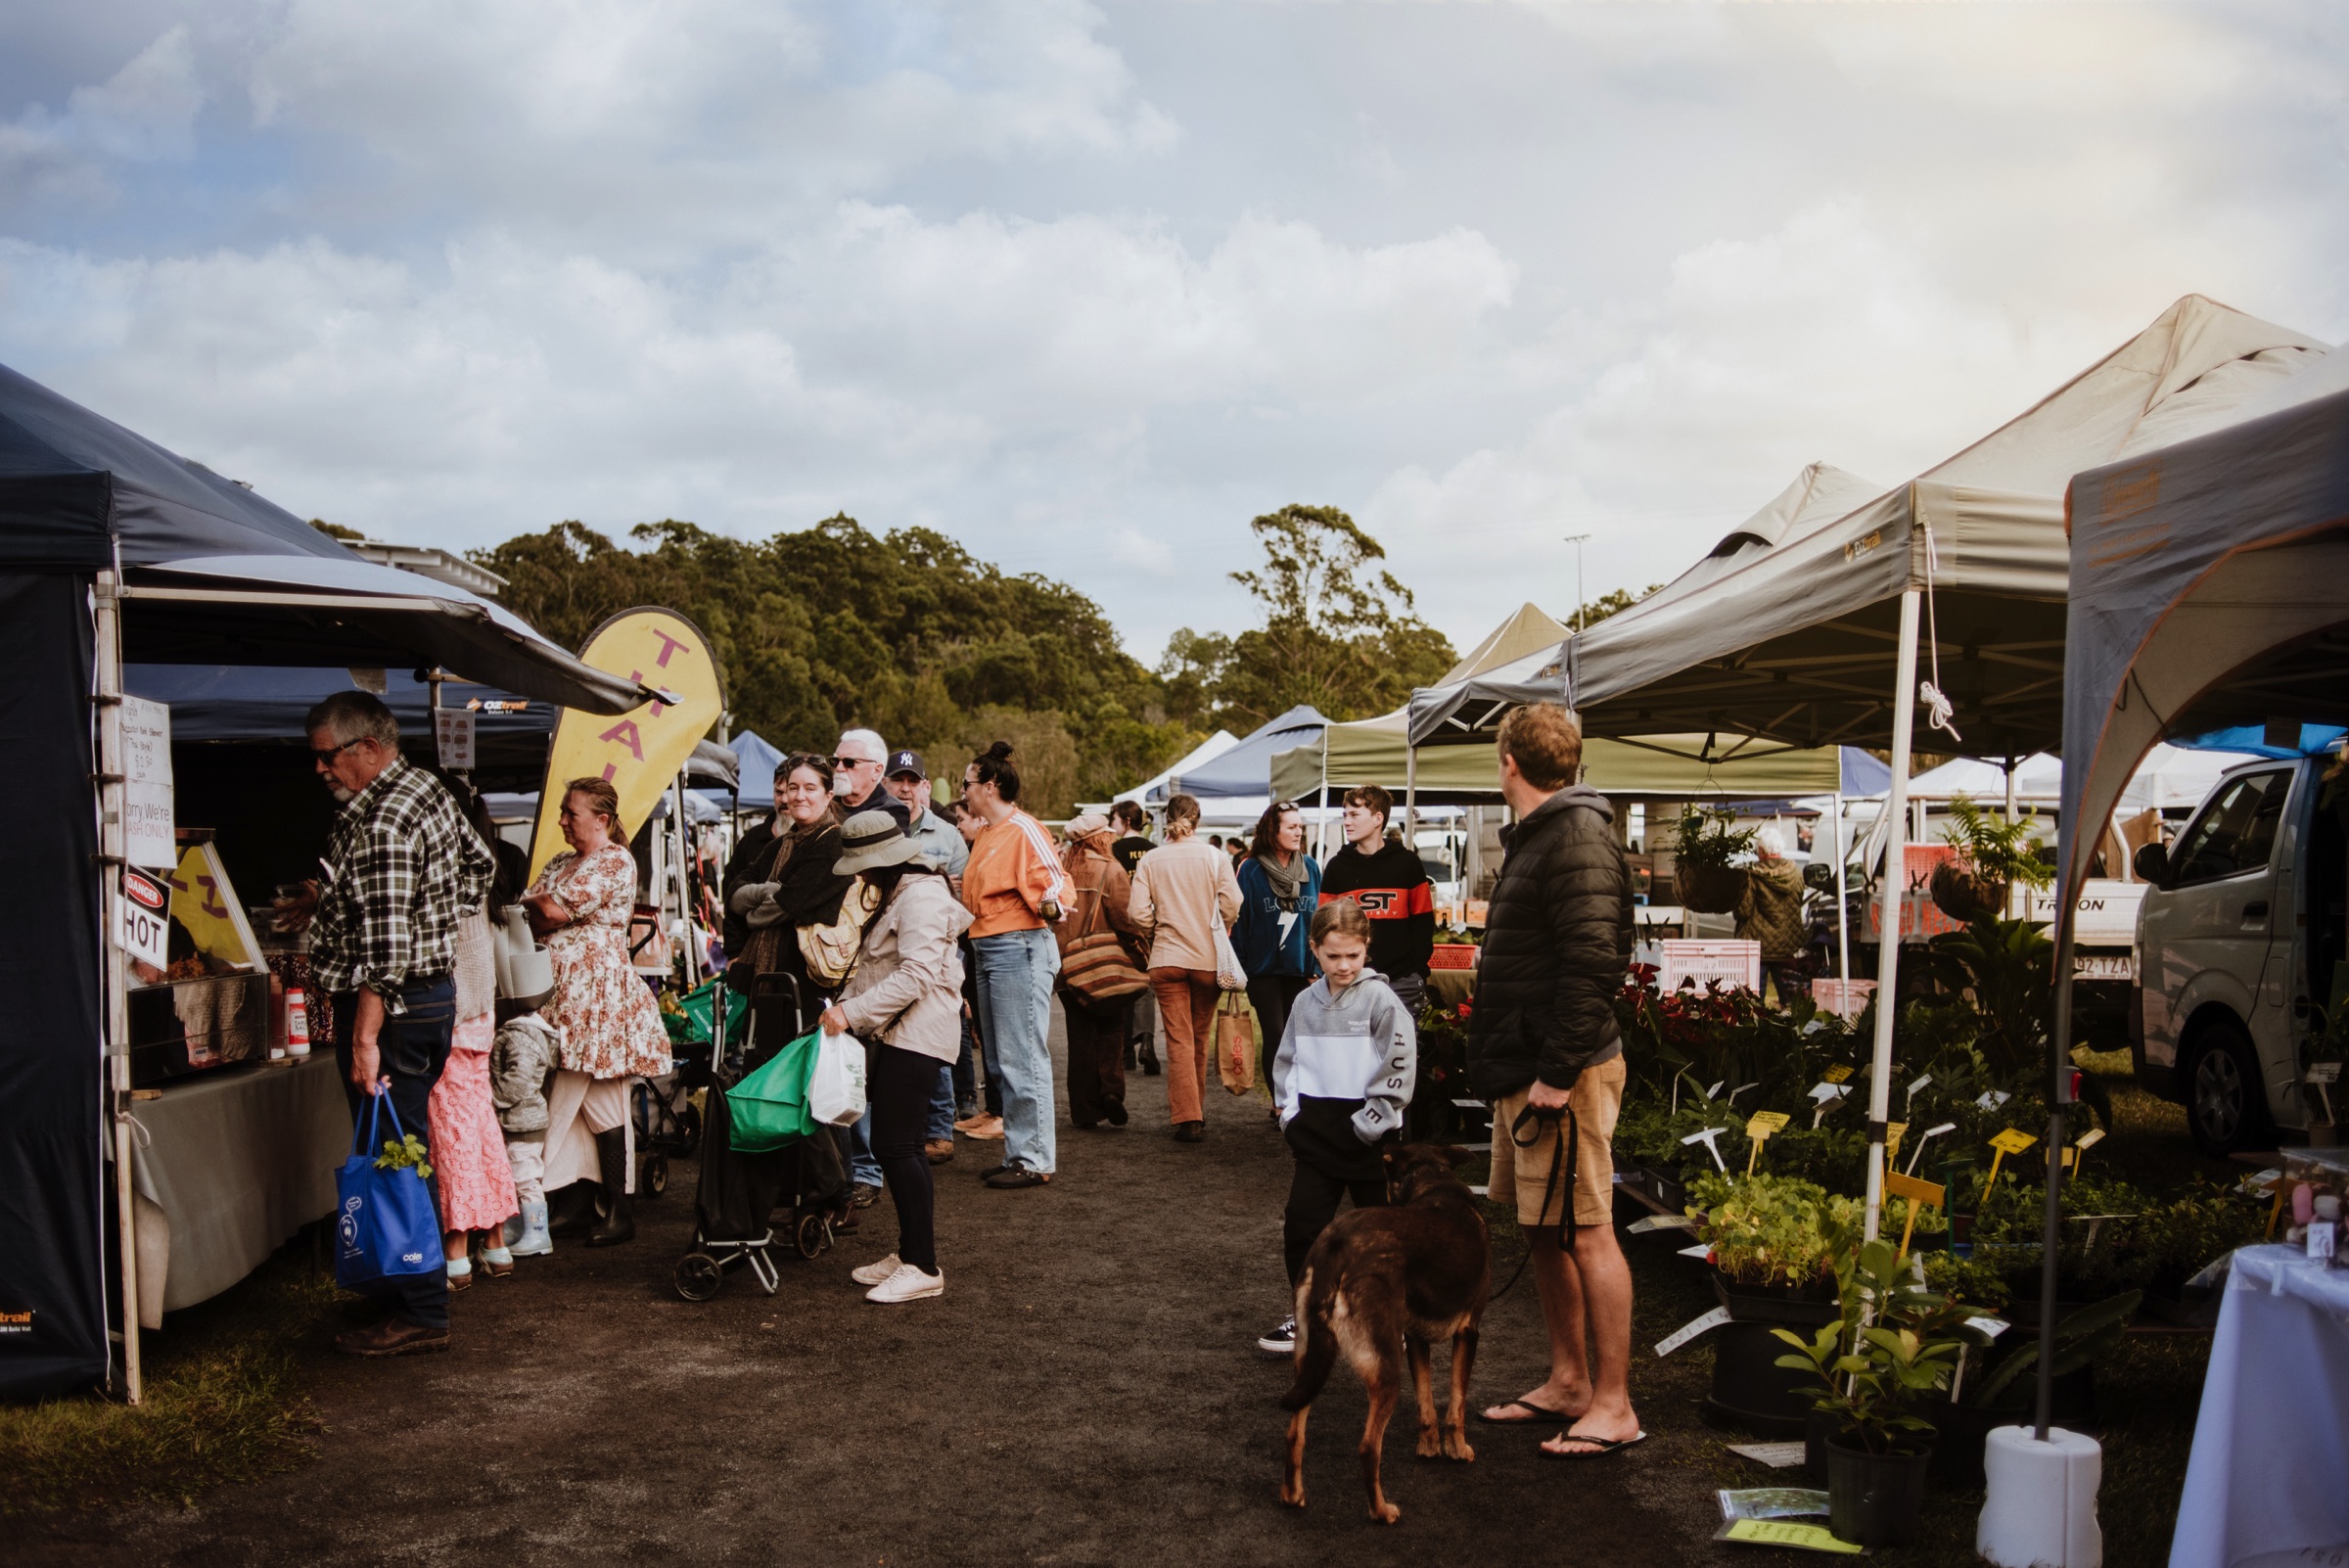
[1316,785,1434,1017]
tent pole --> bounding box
[94,569,142,1405]
[1863,588,1922,1244]
[2037,925,2075,1442]
[1831,792,1850,982]
[2004,755,2022,919]
[673,770,697,989]
[1405,744,1418,859]
[1318,740,1331,863]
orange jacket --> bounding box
[960,810,1070,939]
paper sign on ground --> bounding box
[1716,1519,1863,1553]
[1725,1442,1811,1469]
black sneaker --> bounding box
[1257,1317,1297,1357]
[851,1182,882,1210]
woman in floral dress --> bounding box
[524,777,670,1247]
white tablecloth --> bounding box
[2171,1245,2349,1568]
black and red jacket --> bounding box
[1318,840,1436,982]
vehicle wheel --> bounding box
[676,1103,703,1146]
[2186,1016,2274,1155]
[795,1211,831,1260]
[642,1153,668,1197]
[673,1252,723,1302]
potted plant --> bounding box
[1773,1238,1969,1548]
[1686,1173,1848,1433]
[1931,794,2054,923]
[1672,803,1758,914]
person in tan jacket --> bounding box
[1128,793,1243,1142]
[819,810,974,1303]
[1053,813,1146,1130]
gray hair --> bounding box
[305,689,399,750]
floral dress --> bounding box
[530,845,671,1081]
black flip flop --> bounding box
[1539,1431,1647,1459]
[1476,1398,1574,1426]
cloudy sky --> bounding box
[3,2,2343,665]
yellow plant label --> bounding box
[1722,1519,1863,1553]
[1885,1121,1908,1163]
[1746,1111,1791,1139]
[1885,1171,1945,1209]
[1822,1064,1854,1084]
[1990,1129,2039,1155]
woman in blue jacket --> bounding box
[1231,800,1320,1089]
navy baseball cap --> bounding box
[886,749,927,780]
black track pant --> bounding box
[869,1042,942,1272]
[1281,1159,1387,1287]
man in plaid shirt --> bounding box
[295,690,494,1357]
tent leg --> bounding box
[2004,755,2022,919]
[94,570,141,1406]
[1863,587,1921,1244]
[1405,744,1417,855]
[2037,932,2076,1443]
[673,771,698,989]
[1831,793,1851,982]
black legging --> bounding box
[1247,972,1313,1087]
[868,1042,941,1272]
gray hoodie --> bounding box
[1270,969,1417,1152]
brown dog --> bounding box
[1277,1142,1491,1524]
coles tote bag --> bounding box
[334,1095,443,1292]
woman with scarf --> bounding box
[1231,800,1321,1090]
[721,754,852,1058]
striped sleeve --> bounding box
[1013,812,1069,911]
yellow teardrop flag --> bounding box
[530,608,724,880]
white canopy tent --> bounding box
[1114,728,1240,807]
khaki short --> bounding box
[1487,1056,1625,1230]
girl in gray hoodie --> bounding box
[1257,898,1417,1355]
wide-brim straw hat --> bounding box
[833,809,924,876]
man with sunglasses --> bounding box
[286,689,494,1358]
[833,728,912,837]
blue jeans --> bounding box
[848,1108,884,1189]
[927,1061,955,1141]
[972,928,1059,1175]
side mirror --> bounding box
[2133,842,2169,886]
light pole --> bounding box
[1563,532,1590,631]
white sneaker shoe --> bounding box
[851,1253,901,1286]
[1257,1317,1298,1356]
[863,1263,944,1304]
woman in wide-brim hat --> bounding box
[818,809,975,1305]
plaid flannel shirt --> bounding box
[309,757,495,1014]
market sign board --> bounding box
[529,609,724,880]
[113,869,168,970]
[120,695,175,871]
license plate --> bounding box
[2072,953,2135,982]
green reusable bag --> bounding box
[724,1028,820,1153]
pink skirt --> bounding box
[429,1016,520,1233]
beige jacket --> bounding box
[838,871,974,1064]
[1128,838,1242,972]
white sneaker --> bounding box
[864,1263,944,1304]
[1257,1317,1298,1356]
[851,1253,901,1286]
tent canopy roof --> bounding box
[1563,296,2326,761]
[1163,706,1327,801]
[0,361,640,714]
[2060,348,2349,896]
[1436,602,1569,687]
[1118,728,1240,806]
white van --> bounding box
[2133,756,2349,1152]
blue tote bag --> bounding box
[334,1094,443,1291]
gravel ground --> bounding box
[24,1008,1768,1568]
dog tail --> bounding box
[1279,1266,1337,1413]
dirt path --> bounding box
[29,1012,1749,1568]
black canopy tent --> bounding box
[0,361,642,1402]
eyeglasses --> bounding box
[834,755,875,770]
[311,738,361,766]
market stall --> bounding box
[0,359,644,1403]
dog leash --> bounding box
[1488,1099,1579,1302]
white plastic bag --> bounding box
[807,1027,868,1127]
[1213,925,1247,992]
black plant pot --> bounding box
[1825,1434,1933,1548]
[1704,1271,1844,1435]
[1920,1401,2006,1490]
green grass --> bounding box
[0,1244,340,1517]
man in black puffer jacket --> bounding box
[1468,702,1641,1458]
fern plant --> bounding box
[1941,794,2054,889]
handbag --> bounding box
[1055,858,1148,1004]
[1214,991,1258,1095]
[799,880,882,986]
[725,1028,820,1152]
[627,902,673,974]
[334,1094,444,1291]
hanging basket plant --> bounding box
[1932,795,2054,925]
[1674,804,1757,914]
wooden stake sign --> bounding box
[2062,1127,2107,1178]
[1885,1121,1908,1168]
[1884,1170,1946,1262]
[1985,1128,2038,1188]
[1743,1111,1790,1176]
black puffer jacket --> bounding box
[1467,785,1634,1097]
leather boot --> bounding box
[586,1129,634,1247]
[546,1180,598,1238]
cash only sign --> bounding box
[528,609,724,880]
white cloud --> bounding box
[0,26,203,205]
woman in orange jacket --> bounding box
[957,741,1069,1188]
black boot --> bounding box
[586,1129,634,1247]
[546,1180,599,1238]
[1138,1038,1161,1076]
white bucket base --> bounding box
[1978,1424,2102,1568]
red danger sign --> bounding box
[124,869,166,912]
